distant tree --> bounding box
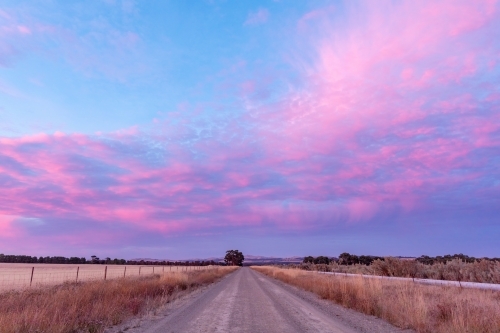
[313,256,331,265]
[339,252,358,265]
[224,250,244,266]
[303,256,315,264]
[415,254,483,265]
[338,253,383,266]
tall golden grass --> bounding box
[253,266,500,333]
[0,267,237,333]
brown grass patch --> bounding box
[253,266,500,333]
[0,267,237,333]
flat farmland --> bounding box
[0,263,200,291]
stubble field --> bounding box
[0,263,203,291]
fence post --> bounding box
[139,266,141,275]
[76,266,79,283]
[124,266,126,278]
[104,266,107,280]
[30,267,34,287]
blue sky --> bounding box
[1,1,324,136]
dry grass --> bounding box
[0,266,237,333]
[297,258,500,284]
[253,266,500,333]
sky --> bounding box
[0,0,499,260]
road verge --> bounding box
[252,266,500,333]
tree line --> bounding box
[127,260,222,266]
[0,254,223,266]
[415,254,500,265]
[303,253,384,266]
[0,254,88,264]
[303,253,500,266]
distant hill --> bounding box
[242,256,304,265]
[129,255,305,265]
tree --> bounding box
[313,256,331,265]
[303,256,315,264]
[224,250,244,266]
[339,252,358,265]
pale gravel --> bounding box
[105,267,414,333]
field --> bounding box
[0,263,206,291]
[253,266,500,333]
[0,266,238,333]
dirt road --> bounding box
[110,267,410,333]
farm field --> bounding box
[0,266,237,333]
[0,263,205,291]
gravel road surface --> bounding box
[108,267,412,333]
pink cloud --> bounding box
[0,215,18,238]
[0,1,499,253]
[346,199,378,224]
[16,25,31,35]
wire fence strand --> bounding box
[0,264,212,291]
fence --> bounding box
[0,264,210,292]
[313,271,500,291]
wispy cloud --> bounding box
[0,8,146,81]
[244,8,269,26]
